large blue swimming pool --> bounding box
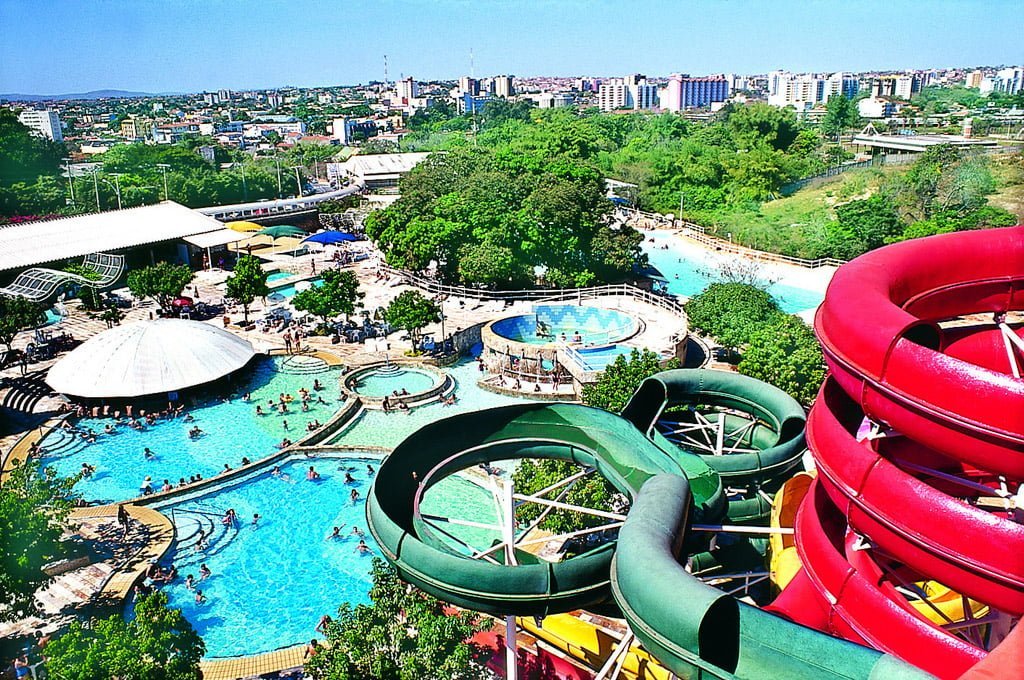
[642,231,825,313]
[153,454,380,657]
[37,356,343,504]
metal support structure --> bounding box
[501,477,519,680]
[999,322,1023,378]
[594,628,635,680]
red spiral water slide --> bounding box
[777,226,1024,679]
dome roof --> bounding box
[47,319,257,399]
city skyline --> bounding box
[1,0,1022,95]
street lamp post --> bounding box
[156,163,171,200]
[63,158,75,207]
[291,166,303,197]
[104,174,124,210]
[90,167,100,210]
[274,153,283,197]
[240,163,248,201]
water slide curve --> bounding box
[367,370,930,679]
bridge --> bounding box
[195,184,362,222]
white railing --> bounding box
[379,264,688,318]
[621,207,846,270]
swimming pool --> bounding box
[328,357,524,449]
[37,356,343,504]
[153,454,380,658]
[347,366,438,399]
[572,344,642,372]
[490,305,639,346]
[269,277,323,299]
[643,231,825,313]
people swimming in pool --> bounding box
[329,526,342,540]
[143,447,155,460]
[199,563,211,580]
[194,589,206,604]
[350,488,359,502]
[307,466,320,481]
[185,574,195,590]
[355,539,370,554]
[344,471,355,484]
[188,426,203,439]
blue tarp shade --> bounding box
[301,232,359,245]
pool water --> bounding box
[37,356,343,503]
[43,307,64,326]
[574,344,640,371]
[270,277,323,299]
[421,473,503,553]
[491,305,638,346]
[329,358,524,449]
[643,231,824,313]
[154,455,380,658]
[349,367,437,398]
[266,270,294,282]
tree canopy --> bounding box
[42,591,205,680]
[0,458,79,622]
[383,290,440,351]
[0,108,66,185]
[224,255,268,323]
[292,269,364,326]
[684,283,784,349]
[738,314,827,406]
[126,262,194,310]
[0,295,46,351]
[580,347,678,413]
[304,558,484,680]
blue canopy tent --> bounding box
[301,231,360,246]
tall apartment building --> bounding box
[493,75,514,98]
[768,72,857,109]
[965,70,984,88]
[458,76,480,97]
[661,75,729,111]
[990,67,1024,94]
[597,76,657,111]
[18,109,63,142]
[396,77,419,102]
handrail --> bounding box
[619,208,846,270]
[378,264,687,317]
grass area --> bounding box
[699,166,900,259]
[989,154,1024,222]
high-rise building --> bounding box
[493,75,514,98]
[597,77,657,111]
[965,70,984,89]
[826,72,859,99]
[992,67,1024,94]
[218,89,232,102]
[17,109,63,142]
[458,76,479,97]
[396,77,419,102]
[662,75,729,111]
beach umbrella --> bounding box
[301,231,359,246]
[258,225,306,239]
[171,297,194,308]
[226,221,263,232]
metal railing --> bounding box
[621,208,846,270]
[378,264,688,318]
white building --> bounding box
[493,75,514,98]
[396,77,419,102]
[597,77,658,111]
[18,109,63,142]
[458,76,479,97]
[992,67,1024,94]
[894,76,915,100]
[858,97,896,119]
[330,152,430,191]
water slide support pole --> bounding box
[502,477,519,680]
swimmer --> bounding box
[194,589,206,604]
[199,563,211,580]
[252,513,260,526]
[185,574,195,590]
[313,379,323,391]
[350,488,359,502]
[355,539,370,554]
[307,466,320,481]
[80,462,95,478]
[256,405,264,416]
[366,464,375,476]
[271,465,282,476]
[351,526,364,537]
[143,447,155,460]
[104,424,115,434]
[188,426,203,439]
[283,419,289,430]
[344,472,355,484]
[329,526,342,540]
[183,413,195,422]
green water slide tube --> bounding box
[621,369,807,488]
[366,402,726,616]
[612,474,934,680]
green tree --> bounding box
[126,262,194,311]
[0,295,45,352]
[383,290,441,351]
[43,591,205,680]
[292,269,364,328]
[511,458,620,534]
[831,195,905,252]
[739,314,826,406]
[64,263,104,310]
[684,283,783,349]
[581,348,679,413]
[305,558,484,680]
[0,459,79,621]
[726,103,800,152]
[224,255,268,323]
[820,95,860,141]
[0,108,66,185]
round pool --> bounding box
[342,363,450,408]
[490,304,639,346]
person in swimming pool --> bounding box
[307,466,320,481]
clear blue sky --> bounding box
[1,0,1021,94]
